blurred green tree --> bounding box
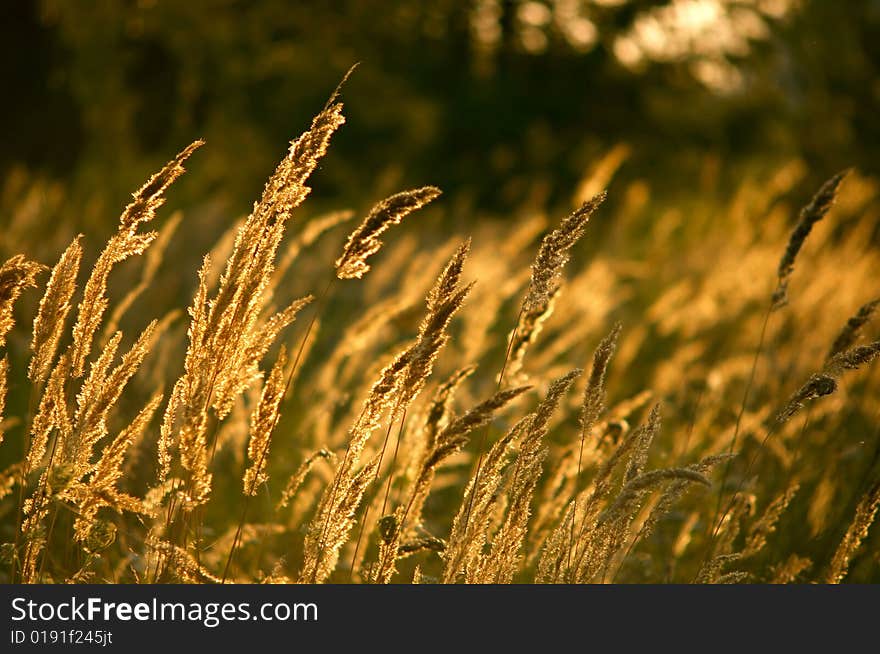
[2,0,878,225]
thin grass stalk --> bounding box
[460,302,524,541]
[696,420,782,582]
[21,427,63,583]
[710,299,772,538]
[221,276,336,582]
[311,401,371,582]
[11,380,44,582]
[346,404,406,583]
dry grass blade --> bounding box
[300,348,412,583]
[443,416,526,582]
[561,323,621,579]
[166,81,343,517]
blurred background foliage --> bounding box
[2,0,879,239]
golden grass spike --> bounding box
[213,295,312,420]
[69,245,127,378]
[68,320,158,473]
[403,384,531,537]
[72,331,122,436]
[827,298,880,360]
[776,374,837,423]
[347,243,474,580]
[777,341,880,423]
[506,194,605,380]
[209,94,344,323]
[27,354,72,470]
[72,393,163,542]
[429,385,532,470]
[632,453,733,550]
[157,378,185,485]
[825,340,880,374]
[335,186,442,279]
[695,554,742,584]
[277,449,332,510]
[397,240,473,411]
[443,416,527,583]
[419,365,477,447]
[149,538,222,584]
[826,481,880,583]
[372,378,529,584]
[532,370,583,430]
[178,418,211,508]
[507,288,559,380]
[742,483,799,559]
[167,86,344,512]
[395,366,477,520]
[598,468,711,529]
[589,403,657,505]
[592,466,712,582]
[524,192,605,312]
[623,403,662,483]
[560,322,622,580]
[580,323,622,438]
[102,213,182,344]
[69,143,201,378]
[182,90,343,432]
[119,141,203,231]
[243,345,288,495]
[708,493,754,565]
[301,349,411,583]
[454,380,570,583]
[772,170,848,310]
[300,454,381,583]
[0,254,45,348]
[566,402,662,580]
[29,237,82,385]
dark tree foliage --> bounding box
[2,1,878,220]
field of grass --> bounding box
[1,76,878,584]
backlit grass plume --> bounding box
[336,187,442,280]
